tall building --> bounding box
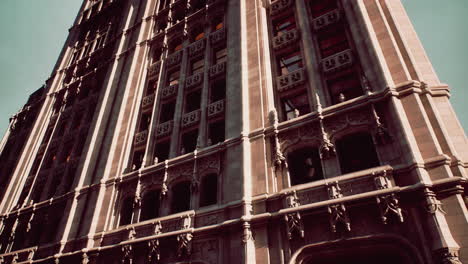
[0,0,467,263]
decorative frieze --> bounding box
[321,49,353,74]
[156,120,173,138]
[141,94,155,111]
[161,84,178,98]
[273,29,299,50]
[276,68,306,92]
[166,50,182,67]
[270,0,292,16]
[188,38,205,57]
[182,110,201,127]
[148,61,161,77]
[312,9,341,31]
[209,61,226,79]
[210,28,226,45]
[207,100,225,117]
[134,130,148,146]
[185,72,203,89]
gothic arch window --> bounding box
[171,181,191,213]
[199,173,218,207]
[287,146,323,186]
[336,131,379,174]
[119,196,134,226]
[140,189,161,221]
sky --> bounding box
[0,0,467,138]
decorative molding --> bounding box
[148,61,161,77]
[277,68,306,93]
[147,239,161,263]
[156,120,173,138]
[134,130,148,146]
[121,244,133,264]
[141,94,155,111]
[436,248,462,264]
[185,72,203,89]
[312,9,340,31]
[207,99,225,117]
[424,188,446,215]
[270,0,291,16]
[209,61,226,79]
[321,49,353,74]
[177,215,193,257]
[166,50,182,67]
[188,38,205,57]
[182,109,201,128]
[210,28,226,45]
[273,28,300,50]
[161,84,178,98]
[327,182,351,232]
[283,191,304,240]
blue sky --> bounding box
[0,0,466,137]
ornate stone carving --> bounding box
[321,49,353,74]
[273,28,300,50]
[424,189,446,215]
[156,120,173,138]
[376,193,404,224]
[134,130,148,146]
[148,61,161,77]
[166,50,182,67]
[210,28,226,45]
[147,239,161,264]
[270,0,291,16]
[371,104,391,145]
[312,9,340,31]
[161,84,178,98]
[11,254,18,264]
[437,248,462,264]
[241,222,254,244]
[327,182,351,232]
[182,109,201,128]
[277,68,306,93]
[142,94,155,111]
[209,61,226,79]
[283,191,304,240]
[177,216,193,257]
[185,72,203,89]
[121,244,133,264]
[188,38,205,57]
[81,252,89,264]
[207,99,225,117]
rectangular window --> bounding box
[208,121,225,145]
[181,129,199,154]
[154,140,170,162]
[317,27,349,58]
[210,79,226,103]
[278,50,303,75]
[191,58,204,75]
[159,100,176,123]
[281,93,310,120]
[327,71,363,104]
[138,113,151,132]
[167,70,180,86]
[309,0,338,18]
[185,90,202,113]
[273,16,296,36]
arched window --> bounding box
[171,181,191,213]
[119,196,134,226]
[287,147,323,185]
[336,132,379,174]
[140,190,161,221]
[200,174,217,207]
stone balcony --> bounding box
[182,109,201,128]
[276,68,306,93]
[134,130,148,146]
[207,100,225,117]
[209,61,226,79]
[185,72,203,89]
[321,49,353,74]
[166,50,182,67]
[156,120,173,138]
[312,9,341,31]
[273,29,300,50]
[210,28,226,45]
[147,61,161,78]
[188,38,205,57]
[141,94,155,111]
[270,0,292,16]
[161,84,178,99]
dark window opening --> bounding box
[120,196,134,226]
[281,93,310,120]
[47,173,62,198]
[147,80,158,95]
[181,129,199,154]
[140,190,161,221]
[167,70,180,86]
[63,167,77,193]
[156,20,167,33]
[78,86,90,100]
[287,147,323,185]
[170,39,183,53]
[74,135,86,157]
[185,90,202,113]
[309,0,338,18]
[57,121,69,137]
[208,121,225,145]
[273,16,296,36]
[191,58,204,75]
[153,47,163,62]
[171,182,191,213]
[200,174,218,207]
[60,142,74,163]
[327,71,363,104]
[159,101,176,123]
[158,0,169,11]
[72,111,83,129]
[191,27,205,42]
[132,150,145,169]
[192,0,206,12]
[337,132,379,174]
[172,9,185,25]
[317,26,349,58]
[44,151,57,169]
[213,47,227,64]
[212,16,224,31]
[210,79,226,102]
[139,113,151,132]
[154,140,170,162]
[278,50,303,75]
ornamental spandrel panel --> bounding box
[188,38,205,57]
[161,84,178,98]
[209,61,226,79]
[312,9,341,31]
[273,29,300,50]
[207,100,225,117]
[141,94,155,111]
[185,72,203,89]
[276,68,306,93]
[166,50,182,67]
[191,239,219,264]
[182,109,201,127]
[148,61,161,77]
[156,120,173,138]
[270,0,292,16]
[134,130,148,146]
[210,28,226,45]
[321,49,353,74]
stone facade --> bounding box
[0,0,467,263]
